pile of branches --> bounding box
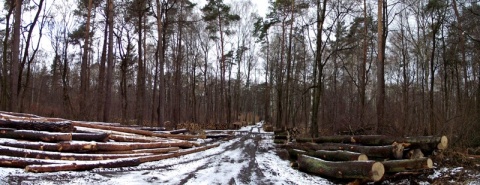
[0,111,227,173]
[275,130,448,183]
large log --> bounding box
[138,143,220,163]
[72,132,110,142]
[279,143,403,159]
[381,157,433,173]
[0,130,72,142]
[295,135,448,151]
[0,111,41,118]
[0,139,190,152]
[0,119,74,132]
[0,145,151,160]
[297,155,384,182]
[72,121,205,140]
[25,158,142,173]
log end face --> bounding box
[438,136,448,150]
[371,162,385,182]
[427,158,433,169]
[358,154,368,161]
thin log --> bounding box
[138,143,220,163]
[72,121,205,140]
[25,158,142,173]
[295,135,448,151]
[24,144,220,172]
[0,139,190,152]
[0,119,74,132]
[381,157,433,173]
[0,127,15,132]
[286,149,368,161]
[0,130,72,142]
[109,134,162,142]
[169,129,189,134]
[0,155,60,168]
[206,134,232,139]
[0,145,151,160]
[96,147,180,154]
[72,132,110,142]
[0,111,41,118]
[297,154,384,182]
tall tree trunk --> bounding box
[97,15,109,121]
[360,0,368,127]
[104,0,115,122]
[154,0,166,127]
[311,0,327,138]
[376,0,386,134]
[11,0,22,112]
[80,0,93,120]
[136,9,146,126]
[1,4,14,110]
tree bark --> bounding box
[25,158,142,173]
[0,145,150,161]
[0,119,74,132]
[297,155,384,182]
[287,149,368,161]
[295,135,448,150]
[0,130,72,142]
[279,143,403,159]
[80,0,93,120]
[71,132,110,142]
[10,0,22,112]
[382,157,433,173]
[0,139,192,152]
[103,0,115,122]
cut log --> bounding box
[0,111,41,118]
[381,157,433,173]
[0,127,15,133]
[297,155,384,182]
[138,143,220,163]
[0,145,151,160]
[72,132,110,142]
[72,121,205,140]
[274,135,288,140]
[286,149,368,161]
[96,147,180,154]
[0,155,60,168]
[169,129,189,134]
[205,134,232,139]
[0,130,72,142]
[279,143,403,159]
[25,158,142,173]
[24,144,220,172]
[295,135,448,151]
[0,119,74,132]
[0,139,190,152]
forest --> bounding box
[1,0,480,147]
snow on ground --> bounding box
[0,122,330,185]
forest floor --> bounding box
[1,123,480,185]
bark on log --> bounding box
[381,157,433,173]
[109,134,162,142]
[0,130,72,142]
[279,143,403,159]
[0,119,74,132]
[169,129,189,134]
[0,111,41,118]
[206,134,232,139]
[72,121,205,140]
[0,127,15,132]
[72,132,110,142]
[0,139,190,152]
[25,158,142,173]
[295,135,448,151]
[24,144,220,172]
[287,149,368,161]
[96,147,180,154]
[0,145,151,160]
[0,155,60,168]
[297,155,384,182]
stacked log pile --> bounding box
[0,111,226,173]
[275,131,447,182]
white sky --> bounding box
[193,0,270,17]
